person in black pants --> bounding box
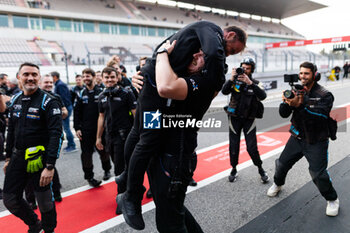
[117,21,246,230]
[222,57,269,183]
[145,40,219,232]
[3,62,63,233]
[24,74,67,209]
[96,67,136,195]
[74,68,111,187]
[267,62,339,217]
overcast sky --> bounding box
[282,0,350,39]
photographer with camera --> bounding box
[96,67,136,195]
[222,57,269,183]
[267,62,339,217]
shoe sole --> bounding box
[261,176,270,184]
[116,194,145,230]
[326,211,339,217]
[267,189,281,197]
[88,181,102,188]
[228,174,238,183]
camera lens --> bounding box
[236,67,244,75]
[283,90,294,99]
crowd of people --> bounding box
[0,20,341,233]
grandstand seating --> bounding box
[0,0,17,6]
[0,0,308,69]
[46,0,129,19]
[21,0,300,37]
[60,40,153,65]
[0,38,42,67]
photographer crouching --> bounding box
[222,57,269,183]
[267,62,339,217]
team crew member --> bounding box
[106,61,138,98]
[74,68,111,187]
[117,21,246,230]
[222,57,269,183]
[147,40,215,232]
[96,67,136,195]
[2,62,63,233]
[24,74,67,209]
[267,62,339,217]
[52,71,77,153]
[70,74,84,105]
[95,71,105,89]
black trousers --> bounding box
[147,153,203,233]
[274,136,338,200]
[228,116,262,168]
[80,130,111,180]
[25,168,61,203]
[106,131,129,193]
[125,78,167,200]
[3,152,56,232]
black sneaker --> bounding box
[54,191,62,202]
[28,220,42,233]
[189,178,197,187]
[259,168,269,184]
[103,171,111,181]
[115,171,127,186]
[29,202,37,210]
[146,189,152,198]
[88,178,102,187]
[116,193,145,230]
[228,168,238,182]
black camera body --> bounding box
[232,67,245,87]
[283,74,305,99]
[234,67,244,80]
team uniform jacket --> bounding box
[279,82,333,144]
[6,89,63,165]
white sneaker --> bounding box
[326,198,339,216]
[267,183,282,197]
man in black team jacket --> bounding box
[23,74,67,210]
[96,67,136,195]
[74,68,111,187]
[222,57,269,183]
[2,63,63,233]
[267,62,339,217]
[117,21,246,230]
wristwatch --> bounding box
[156,47,168,55]
[46,164,55,171]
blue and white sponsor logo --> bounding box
[143,110,161,129]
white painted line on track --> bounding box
[0,210,11,218]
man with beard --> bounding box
[23,74,67,210]
[3,62,63,233]
[74,68,112,187]
[267,62,339,217]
